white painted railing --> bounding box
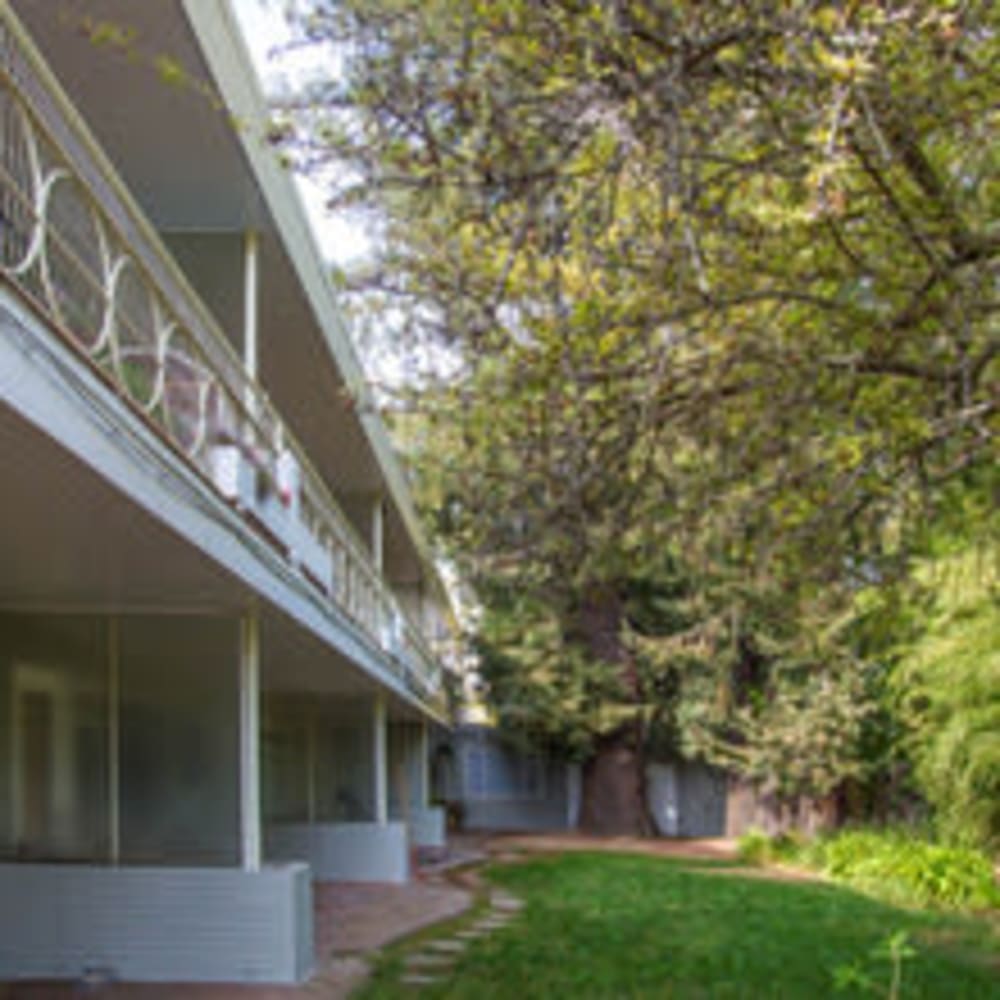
[0,10,443,708]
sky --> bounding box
[231,0,369,266]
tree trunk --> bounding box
[571,582,655,836]
[579,721,654,835]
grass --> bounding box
[358,852,999,999]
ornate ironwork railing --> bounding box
[0,9,443,708]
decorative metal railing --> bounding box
[0,9,444,708]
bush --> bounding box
[806,828,1000,911]
[737,828,772,865]
[737,828,803,866]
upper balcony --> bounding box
[0,2,451,713]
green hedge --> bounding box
[740,827,1000,911]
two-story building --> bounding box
[0,0,452,984]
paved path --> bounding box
[481,831,740,862]
[397,888,525,991]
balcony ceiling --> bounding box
[12,0,264,231]
[10,0,428,587]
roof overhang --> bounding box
[10,0,442,595]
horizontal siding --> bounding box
[267,822,409,883]
[0,862,312,983]
[409,808,447,849]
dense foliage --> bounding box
[741,827,1000,910]
[276,0,999,831]
[889,546,999,851]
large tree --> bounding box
[275,0,999,832]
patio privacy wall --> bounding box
[0,612,240,865]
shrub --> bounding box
[737,827,804,866]
[807,828,1000,911]
[737,828,773,865]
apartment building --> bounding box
[0,0,452,983]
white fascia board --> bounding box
[180,0,439,585]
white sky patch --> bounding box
[232,0,370,267]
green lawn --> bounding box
[360,852,999,999]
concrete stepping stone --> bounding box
[427,938,468,953]
[402,973,444,986]
[474,922,511,935]
[406,951,454,968]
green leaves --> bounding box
[280,0,999,815]
[890,546,1000,851]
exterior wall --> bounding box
[452,727,572,832]
[266,822,409,883]
[409,807,446,849]
[646,761,728,838]
[0,862,312,983]
[460,772,570,832]
[725,781,837,838]
[449,728,729,837]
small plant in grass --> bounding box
[833,930,918,1000]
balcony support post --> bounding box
[243,229,259,379]
[371,495,384,575]
[373,692,388,826]
[239,608,262,872]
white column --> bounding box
[373,693,388,825]
[239,611,262,872]
[108,617,120,864]
[243,229,259,379]
[371,495,384,574]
